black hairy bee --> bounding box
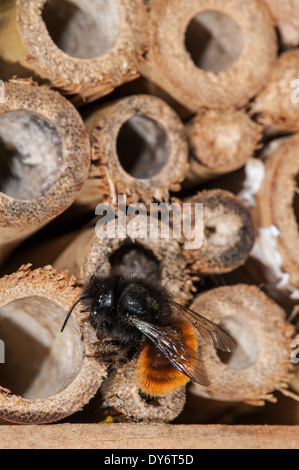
[61,274,235,396]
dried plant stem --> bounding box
[251,50,299,134]
[141,0,277,111]
[187,284,295,406]
[0,265,105,424]
[256,135,299,288]
[263,0,299,48]
[182,190,255,275]
[53,216,196,422]
[79,95,189,206]
[54,217,195,306]
[99,359,186,423]
[185,108,262,184]
[0,0,146,101]
[0,79,90,264]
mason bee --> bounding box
[61,274,236,397]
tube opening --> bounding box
[109,241,161,280]
[0,110,62,200]
[42,0,120,59]
[117,116,171,179]
[216,316,259,369]
[0,296,83,399]
[185,10,244,72]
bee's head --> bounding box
[83,276,117,329]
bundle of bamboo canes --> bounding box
[0,0,298,430]
[0,79,90,265]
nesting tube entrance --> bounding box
[141,0,277,111]
[0,80,90,264]
[0,0,146,100]
[80,95,188,206]
[0,266,105,424]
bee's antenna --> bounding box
[60,297,85,332]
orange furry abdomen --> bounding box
[136,320,198,397]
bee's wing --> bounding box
[129,316,210,386]
[170,301,236,353]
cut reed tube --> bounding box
[251,50,299,134]
[54,216,195,305]
[99,359,186,423]
[187,284,295,406]
[0,265,106,424]
[256,135,299,289]
[79,95,189,206]
[0,0,146,101]
[141,0,277,111]
[185,109,262,184]
[0,79,90,264]
[182,190,255,275]
[54,216,195,422]
[263,0,299,48]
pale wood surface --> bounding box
[0,423,298,449]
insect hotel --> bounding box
[0,0,298,450]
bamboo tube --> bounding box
[233,156,299,307]
[54,217,195,305]
[0,79,90,264]
[255,135,299,288]
[0,0,146,102]
[185,109,262,184]
[141,0,277,112]
[0,264,106,424]
[187,284,295,406]
[54,216,195,422]
[263,0,299,49]
[182,190,255,275]
[99,359,186,423]
[78,95,189,206]
[250,50,299,134]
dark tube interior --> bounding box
[185,10,244,72]
[117,116,171,179]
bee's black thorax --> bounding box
[81,274,172,347]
